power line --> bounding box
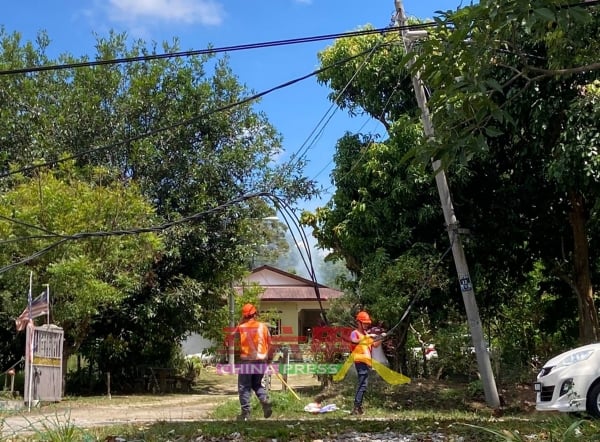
[0,213,64,238]
[0,25,427,178]
[265,193,329,324]
[0,192,273,274]
[0,45,382,179]
[1,0,593,77]
[0,23,435,77]
[0,189,324,319]
[7,0,592,178]
[1,0,595,177]
[0,189,332,326]
[287,39,392,172]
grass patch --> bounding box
[1,411,106,442]
[75,415,600,442]
[211,389,327,420]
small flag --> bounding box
[15,290,49,332]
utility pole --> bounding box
[394,0,500,408]
[229,285,236,372]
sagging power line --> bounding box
[0,23,435,77]
[1,42,394,180]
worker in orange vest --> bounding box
[236,303,273,421]
[349,310,382,415]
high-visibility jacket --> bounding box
[238,319,271,361]
[350,329,374,366]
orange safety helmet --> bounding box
[355,311,372,324]
[242,303,257,318]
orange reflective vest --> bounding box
[350,329,374,366]
[238,319,271,361]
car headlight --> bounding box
[554,349,595,369]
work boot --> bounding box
[261,400,273,418]
[237,411,250,421]
[351,405,364,415]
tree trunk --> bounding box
[569,191,599,344]
[62,352,69,396]
[394,321,410,373]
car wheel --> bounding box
[586,383,600,418]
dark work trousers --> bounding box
[238,372,268,413]
[354,361,370,407]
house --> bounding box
[182,265,344,357]
[237,265,344,340]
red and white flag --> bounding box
[15,290,49,332]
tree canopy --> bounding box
[0,165,162,363]
[305,0,600,376]
[0,29,315,382]
[410,0,600,342]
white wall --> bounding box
[181,333,215,356]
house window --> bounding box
[271,318,282,336]
[261,310,282,335]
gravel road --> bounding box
[1,393,233,437]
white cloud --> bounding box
[107,0,225,26]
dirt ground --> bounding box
[0,373,321,438]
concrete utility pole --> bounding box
[394,0,500,408]
[229,285,236,371]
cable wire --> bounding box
[0,192,271,274]
[1,45,389,180]
[2,0,596,178]
[0,213,65,238]
[287,39,389,172]
[0,189,333,327]
[3,0,594,77]
[0,24,436,77]
[264,193,329,325]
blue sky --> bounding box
[2,1,466,276]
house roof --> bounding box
[235,265,344,302]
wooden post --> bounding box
[282,347,289,392]
[8,368,15,393]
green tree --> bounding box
[307,2,599,370]
[301,117,451,365]
[411,0,600,343]
[0,29,312,381]
[0,165,162,374]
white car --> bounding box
[535,343,600,417]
